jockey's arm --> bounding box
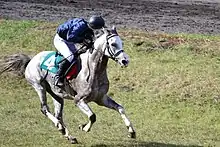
[74,29,94,56]
[74,39,94,56]
[82,39,93,48]
[82,29,94,47]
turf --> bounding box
[1,19,220,147]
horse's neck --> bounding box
[92,34,109,74]
[80,35,108,81]
[88,48,108,77]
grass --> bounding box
[1,19,220,147]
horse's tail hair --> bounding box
[0,53,31,77]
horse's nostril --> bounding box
[122,60,128,65]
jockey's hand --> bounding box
[86,41,94,49]
[83,39,94,49]
[74,42,92,56]
[75,48,86,56]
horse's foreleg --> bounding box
[97,95,136,138]
[76,99,96,132]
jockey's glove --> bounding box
[83,39,94,49]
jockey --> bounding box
[53,16,105,86]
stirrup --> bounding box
[54,76,64,87]
[55,81,64,87]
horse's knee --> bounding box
[89,114,96,123]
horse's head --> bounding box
[94,26,129,67]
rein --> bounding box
[86,32,123,81]
[86,33,119,81]
[90,33,120,60]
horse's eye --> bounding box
[111,43,117,47]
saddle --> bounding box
[40,51,79,80]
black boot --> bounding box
[54,59,71,86]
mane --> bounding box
[94,30,105,39]
[94,28,114,39]
[93,28,116,46]
[93,30,107,50]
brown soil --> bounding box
[1,0,220,34]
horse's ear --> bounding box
[111,25,118,35]
[102,27,110,35]
[89,47,94,54]
[112,25,116,31]
[94,30,102,39]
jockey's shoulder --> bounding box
[66,18,87,24]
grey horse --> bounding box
[0,26,136,144]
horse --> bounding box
[0,26,136,144]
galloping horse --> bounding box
[0,26,136,144]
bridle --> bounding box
[89,31,124,61]
[86,31,125,80]
[104,33,124,61]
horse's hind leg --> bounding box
[31,82,77,144]
[96,95,136,138]
[32,83,50,117]
[46,85,78,144]
[33,84,59,125]
[26,77,52,123]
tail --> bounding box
[0,53,31,77]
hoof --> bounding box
[78,124,86,131]
[68,136,78,144]
[128,132,136,139]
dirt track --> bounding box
[0,0,220,34]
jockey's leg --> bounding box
[53,34,76,86]
[54,59,71,86]
[96,94,136,138]
[76,99,96,132]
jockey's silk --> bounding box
[40,52,78,80]
[55,18,94,64]
[57,18,89,43]
[54,34,76,62]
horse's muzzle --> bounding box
[122,60,129,67]
[119,59,129,68]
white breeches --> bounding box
[54,34,76,62]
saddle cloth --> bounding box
[40,52,78,80]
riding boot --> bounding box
[54,59,71,86]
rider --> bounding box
[53,16,105,86]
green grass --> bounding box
[1,19,220,147]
